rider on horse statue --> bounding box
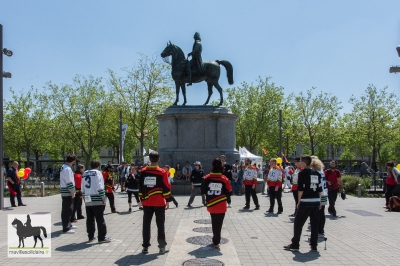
[187,32,204,86]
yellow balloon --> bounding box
[397,164,400,171]
[276,158,283,164]
[17,170,24,177]
[169,168,176,178]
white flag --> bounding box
[121,124,128,162]
[143,147,146,156]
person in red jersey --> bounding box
[102,165,119,213]
[266,158,284,214]
[385,161,400,209]
[242,158,260,210]
[139,151,172,255]
[71,164,85,222]
[324,160,344,217]
[202,158,232,249]
[289,158,302,217]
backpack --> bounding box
[388,196,400,212]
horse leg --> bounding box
[18,237,21,248]
[181,84,187,105]
[173,82,180,105]
[212,81,224,106]
[22,237,25,248]
[38,236,43,248]
[33,236,37,248]
[204,82,214,105]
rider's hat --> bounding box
[193,32,201,41]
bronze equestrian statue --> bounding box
[161,32,234,106]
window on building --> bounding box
[108,149,112,156]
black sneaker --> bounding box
[277,209,283,214]
[243,206,250,209]
[129,208,132,212]
[266,208,273,213]
[159,247,169,254]
[98,237,112,243]
[175,202,178,208]
[88,236,97,242]
[254,206,260,210]
[332,213,337,217]
[288,213,295,217]
[283,244,299,252]
[142,247,149,254]
[187,204,192,208]
[310,246,318,252]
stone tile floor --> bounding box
[0,189,398,265]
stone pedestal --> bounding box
[156,106,240,174]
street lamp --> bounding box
[1,24,13,210]
[389,45,400,73]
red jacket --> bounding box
[201,173,232,214]
[102,171,114,193]
[139,166,171,207]
[74,173,82,194]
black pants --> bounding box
[10,184,23,206]
[61,196,74,232]
[86,204,107,241]
[171,195,178,206]
[210,213,225,245]
[385,184,396,206]
[292,190,298,214]
[142,206,167,248]
[319,205,326,234]
[106,193,116,211]
[127,191,140,203]
[291,204,320,247]
[328,189,339,214]
[268,186,283,211]
[188,187,205,205]
[244,185,259,207]
[71,196,83,221]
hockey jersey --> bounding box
[139,166,171,207]
[201,173,232,214]
[60,164,75,197]
[242,166,258,186]
[267,167,283,187]
[81,169,106,206]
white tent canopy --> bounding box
[238,147,263,166]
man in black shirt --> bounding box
[284,155,322,252]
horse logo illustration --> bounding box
[11,214,47,248]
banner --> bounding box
[121,124,128,162]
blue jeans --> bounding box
[231,180,242,194]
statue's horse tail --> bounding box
[216,60,234,85]
[40,226,47,238]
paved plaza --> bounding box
[0,189,398,265]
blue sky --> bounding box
[2,1,400,112]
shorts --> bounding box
[120,177,126,183]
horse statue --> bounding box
[161,41,234,106]
[11,217,47,248]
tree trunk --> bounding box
[371,147,377,172]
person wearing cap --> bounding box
[187,161,206,207]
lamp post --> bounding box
[1,24,13,210]
[389,46,400,73]
[278,109,283,159]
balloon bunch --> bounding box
[17,167,32,179]
[169,168,176,178]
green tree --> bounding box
[293,88,342,155]
[4,88,50,169]
[224,77,285,155]
[108,54,174,156]
[347,85,400,170]
[46,75,113,168]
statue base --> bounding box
[156,106,240,174]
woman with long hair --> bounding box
[71,164,85,222]
[201,158,232,248]
[126,164,142,212]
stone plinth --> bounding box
[156,106,240,174]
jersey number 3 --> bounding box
[84,176,91,189]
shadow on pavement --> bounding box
[53,221,62,226]
[55,241,92,252]
[291,250,321,262]
[188,245,223,258]
[327,215,346,220]
[238,209,253,213]
[51,229,64,239]
[114,253,159,266]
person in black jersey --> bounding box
[284,154,322,252]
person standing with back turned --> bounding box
[284,154,322,252]
[202,158,232,248]
[139,151,172,254]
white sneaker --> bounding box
[228,204,231,208]
[71,225,77,229]
[64,229,75,234]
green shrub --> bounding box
[341,175,371,197]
